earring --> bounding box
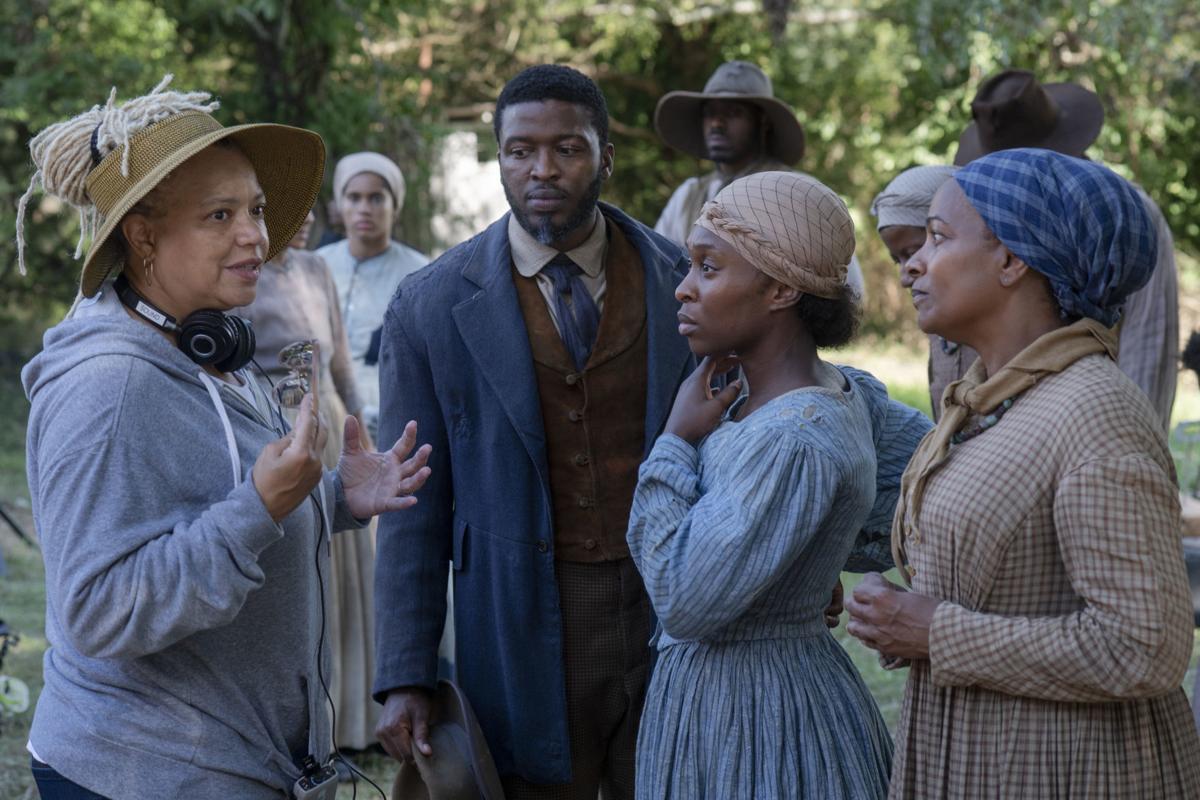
[143,255,155,287]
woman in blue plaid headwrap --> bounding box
[847,149,1200,797]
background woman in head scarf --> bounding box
[627,171,893,799]
[316,152,429,439]
[847,148,1200,798]
[871,165,975,419]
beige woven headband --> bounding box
[693,171,854,300]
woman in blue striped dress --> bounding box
[627,171,892,799]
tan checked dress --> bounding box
[891,353,1200,798]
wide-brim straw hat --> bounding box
[655,61,806,165]
[80,110,325,297]
[954,70,1103,166]
[391,680,505,800]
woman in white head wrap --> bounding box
[316,151,429,438]
[626,171,892,799]
[871,164,975,419]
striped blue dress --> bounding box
[627,365,893,799]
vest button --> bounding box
[536,540,549,553]
[584,538,597,551]
[565,373,580,386]
[577,496,594,509]
[574,453,590,466]
[568,409,583,422]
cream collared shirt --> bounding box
[508,210,608,337]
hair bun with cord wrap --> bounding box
[14,74,219,277]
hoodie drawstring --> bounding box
[197,371,241,487]
[199,371,331,543]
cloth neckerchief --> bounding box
[891,317,1118,581]
[541,252,601,371]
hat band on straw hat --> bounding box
[85,111,225,216]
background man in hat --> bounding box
[653,60,865,297]
[954,68,1179,431]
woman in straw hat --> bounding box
[16,77,431,799]
[846,148,1200,797]
[626,171,892,798]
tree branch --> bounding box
[234,7,271,42]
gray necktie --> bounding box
[541,253,600,371]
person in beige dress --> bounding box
[846,148,1200,798]
[236,211,381,757]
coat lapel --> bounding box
[452,215,549,481]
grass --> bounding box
[0,518,44,800]
[2,339,1200,796]
[0,353,41,800]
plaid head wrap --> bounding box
[955,148,1157,327]
[694,171,854,299]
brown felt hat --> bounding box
[953,70,1104,166]
[654,61,806,165]
[391,681,505,800]
[80,110,325,297]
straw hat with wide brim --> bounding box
[953,70,1104,166]
[654,61,806,165]
[392,681,505,800]
[80,110,325,297]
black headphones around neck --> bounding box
[113,273,256,373]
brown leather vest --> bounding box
[512,220,649,562]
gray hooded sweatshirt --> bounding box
[22,285,362,798]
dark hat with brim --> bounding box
[655,61,805,165]
[954,70,1104,166]
[391,681,505,800]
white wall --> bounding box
[429,130,510,256]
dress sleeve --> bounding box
[626,428,839,641]
[840,366,932,572]
[319,256,364,417]
[928,453,1194,701]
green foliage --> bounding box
[0,0,1196,334]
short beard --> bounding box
[504,171,604,247]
